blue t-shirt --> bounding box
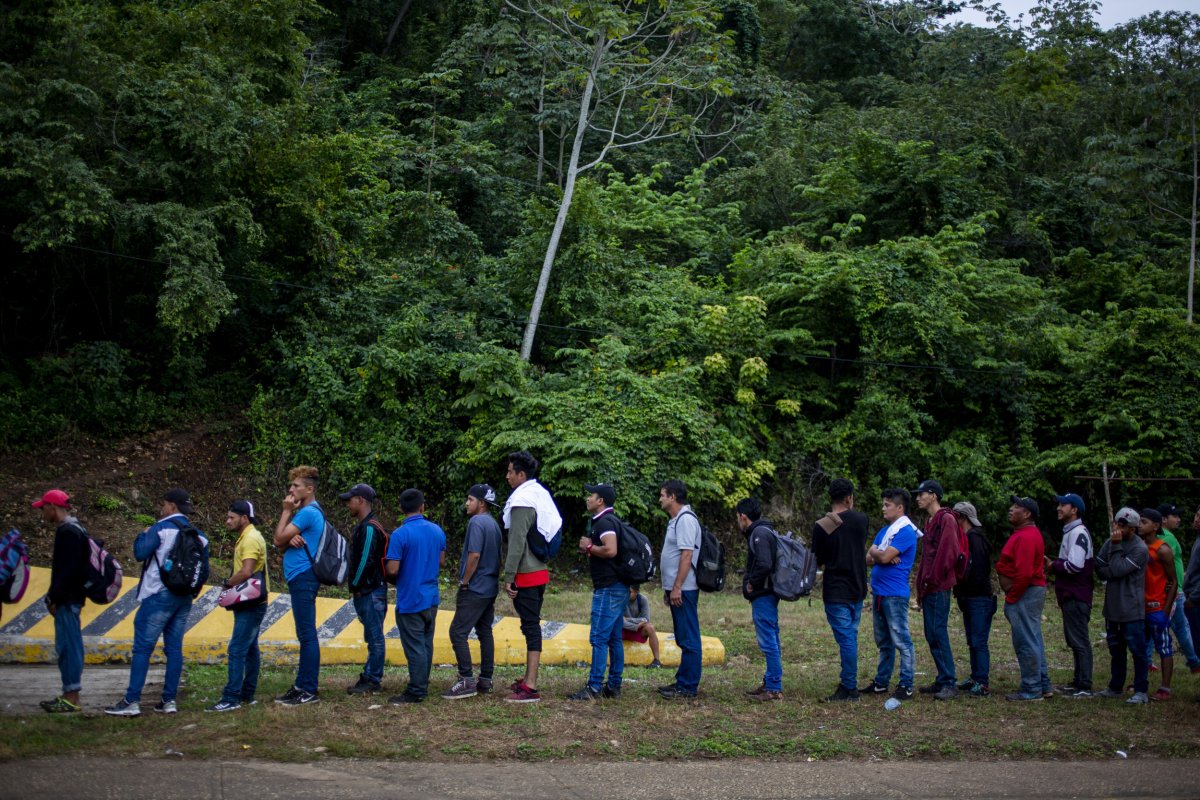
[869,522,918,598]
[282,502,325,582]
[386,514,446,614]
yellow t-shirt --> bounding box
[232,524,269,593]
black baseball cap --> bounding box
[1009,495,1039,520]
[468,483,499,507]
[228,500,258,524]
[338,483,377,502]
[913,479,944,499]
[163,488,195,515]
[1157,503,1180,519]
[1140,508,1162,525]
[584,483,616,506]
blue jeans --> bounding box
[396,606,437,698]
[668,589,702,694]
[872,595,915,688]
[751,594,782,692]
[956,595,996,686]
[921,589,956,688]
[353,586,388,684]
[1004,586,1050,696]
[587,583,627,692]
[289,569,321,693]
[54,603,84,694]
[125,590,192,703]
[824,601,862,690]
[1107,618,1149,694]
[221,603,267,704]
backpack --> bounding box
[611,516,656,586]
[156,519,210,596]
[934,508,970,581]
[682,511,726,593]
[0,529,30,604]
[306,518,350,586]
[67,522,123,604]
[526,525,563,562]
[771,530,818,601]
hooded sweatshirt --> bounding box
[1095,534,1148,624]
[916,506,962,600]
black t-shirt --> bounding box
[588,511,622,589]
[811,509,869,604]
[954,526,994,598]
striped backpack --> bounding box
[0,529,31,605]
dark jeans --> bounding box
[956,594,996,686]
[353,586,388,685]
[1060,598,1093,690]
[289,569,321,694]
[448,589,496,679]
[1106,618,1149,694]
[823,601,861,690]
[922,589,956,688]
[126,590,192,703]
[587,583,627,692]
[54,603,84,694]
[667,589,702,694]
[396,606,438,698]
[221,603,267,704]
[513,584,545,653]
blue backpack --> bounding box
[0,530,30,605]
[526,524,563,562]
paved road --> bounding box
[3,757,1199,800]
[0,665,163,713]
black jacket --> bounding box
[811,509,869,604]
[742,518,777,600]
[48,520,89,606]
[347,515,388,594]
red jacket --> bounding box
[916,507,961,600]
[995,525,1047,604]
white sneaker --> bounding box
[1126,692,1149,705]
[104,698,141,717]
[153,700,178,714]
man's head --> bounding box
[828,478,854,508]
[466,484,497,516]
[584,483,616,515]
[162,488,195,518]
[225,500,257,532]
[1114,506,1141,537]
[1138,507,1162,540]
[628,584,640,600]
[399,488,425,516]
[952,501,982,532]
[735,497,762,532]
[1055,493,1085,523]
[912,479,944,512]
[338,483,376,520]
[505,451,538,489]
[881,488,910,523]
[287,465,319,503]
[659,479,688,513]
[32,489,71,524]
[1157,504,1181,531]
[1008,495,1038,527]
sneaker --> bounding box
[657,685,697,700]
[964,682,991,698]
[1005,691,1043,702]
[1151,688,1172,701]
[477,678,493,694]
[1042,690,1056,699]
[389,692,424,705]
[748,690,783,703]
[823,684,860,703]
[207,700,242,712]
[745,684,769,697]
[275,687,303,704]
[104,698,141,717]
[957,679,978,691]
[933,685,959,701]
[1055,684,1079,694]
[346,677,382,696]
[242,699,259,707]
[277,690,319,706]
[505,683,541,703]
[858,679,889,695]
[918,682,941,695]
[602,685,621,700]
[1127,691,1150,705]
[441,677,478,700]
[648,660,663,669]
[1095,687,1124,699]
[39,696,80,714]
[1148,663,1160,673]
[509,679,524,693]
[567,685,601,701]
[891,685,914,702]
[1063,688,1093,699]
[153,700,177,714]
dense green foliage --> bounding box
[3,0,1199,540]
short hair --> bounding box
[881,487,910,512]
[736,497,762,521]
[399,488,425,513]
[828,478,855,503]
[507,450,539,479]
[288,465,319,486]
[660,479,688,503]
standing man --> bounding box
[1183,508,1200,699]
[658,479,703,700]
[568,482,625,701]
[858,488,919,704]
[385,489,446,704]
[952,501,995,698]
[1156,504,1200,675]
[105,489,209,717]
[1138,508,1177,700]
[913,479,962,701]
[500,451,559,704]
[274,466,325,706]
[812,478,869,703]
[738,498,783,702]
[996,496,1050,702]
[1094,507,1150,704]
[1047,492,1094,698]
[35,490,88,714]
[341,483,388,696]
[443,484,503,700]
[210,500,268,712]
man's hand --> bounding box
[669,586,683,607]
[505,582,518,599]
[1109,524,1124,542]
[578,536,591,553]
[46,601,57,616]
[281,493,299,515]
[289,535,306,549]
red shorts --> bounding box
[622,629,649,643]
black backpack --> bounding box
[682,510,726,593]
[156,519,209,596]
[612,516,656,586]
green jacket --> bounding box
[503,506,548,579]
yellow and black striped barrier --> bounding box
[0,568,725,667]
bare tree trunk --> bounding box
[383,0,415,56]
[535,60,546,186]
[1189,113,1197,323]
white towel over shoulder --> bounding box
[502,480,563,541]
[879,514,919,550]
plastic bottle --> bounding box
[884,697,901,711]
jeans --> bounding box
[448,589,496,679]
[1106,618,1149,694]
[587,583,627,692]
[751,594,782,692]
[396,606,437,698]
[668,589,702,693]
[221,603,267,703]
[289,569,321,693]
[824,601,862,690]
[1004,586,1050,696]
[513,585,545,653]
[353,586,388,685]
[956,594,996,686]
[872,595,915,688]
[921,589,956,688]
[1060,598,1093,690]
[125,590,192,703]
[1185,603,1200,666]
[54,603,84,694]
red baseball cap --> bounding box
[32,489,71,509]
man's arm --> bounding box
[226,557,257,588]
[1158,542,1178,611]
[504,507,535,581]
[1095,537,1146,580]
[460,551,481,585]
